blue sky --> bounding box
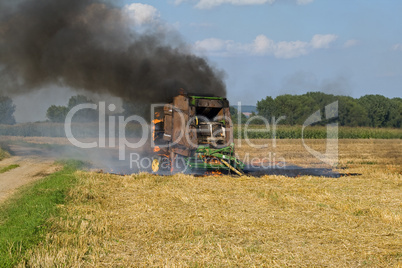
[10,0,402,122]
[123,0,402,104]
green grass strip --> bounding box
[0,164,20,174]
[0,160,84,268]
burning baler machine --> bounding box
[152,94,245,175]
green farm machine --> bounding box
[151,94,245,175]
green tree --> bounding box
[255,92,401,128]
[293,94,321,125]
[305,92,336,108]
[0,96,16,125]
[338,96,368,127]
[46,105,69,123]
[46,95,98,123]
[257,94,321,125]
[257,96,276,120]
[67,95,98,122]
[387,98,402,128]
[358,95,391,127]
[230,106,248,124]
[274,94,312,125]
[67,95,93,109]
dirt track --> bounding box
[0,145,59,203]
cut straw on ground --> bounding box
[18,139,401,267]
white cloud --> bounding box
[176,0,314,9]
[392,44,402,51]
[343,39,359,48]
[195,38,227,51]
[252,35,275,54]
[194,34,338,58]
[310,34,338,49]
[196,0,272,9]
[274,40,309,58]
[124,3,160,25]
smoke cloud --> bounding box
[280,71,351,96]
[0,0,226,104]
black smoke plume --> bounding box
[0,0,226,104]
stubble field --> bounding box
[6,138,401,267]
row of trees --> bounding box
[256,92,401,128]
[1,93,401,128]
[0,95,97,124]
[46,95,98,122]
[46,95,148,122]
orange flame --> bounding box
[153,118,163,124]
[152,118,163,141]
[152,114,163,152]
[205,170,223,176]
[201,156,221,165]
